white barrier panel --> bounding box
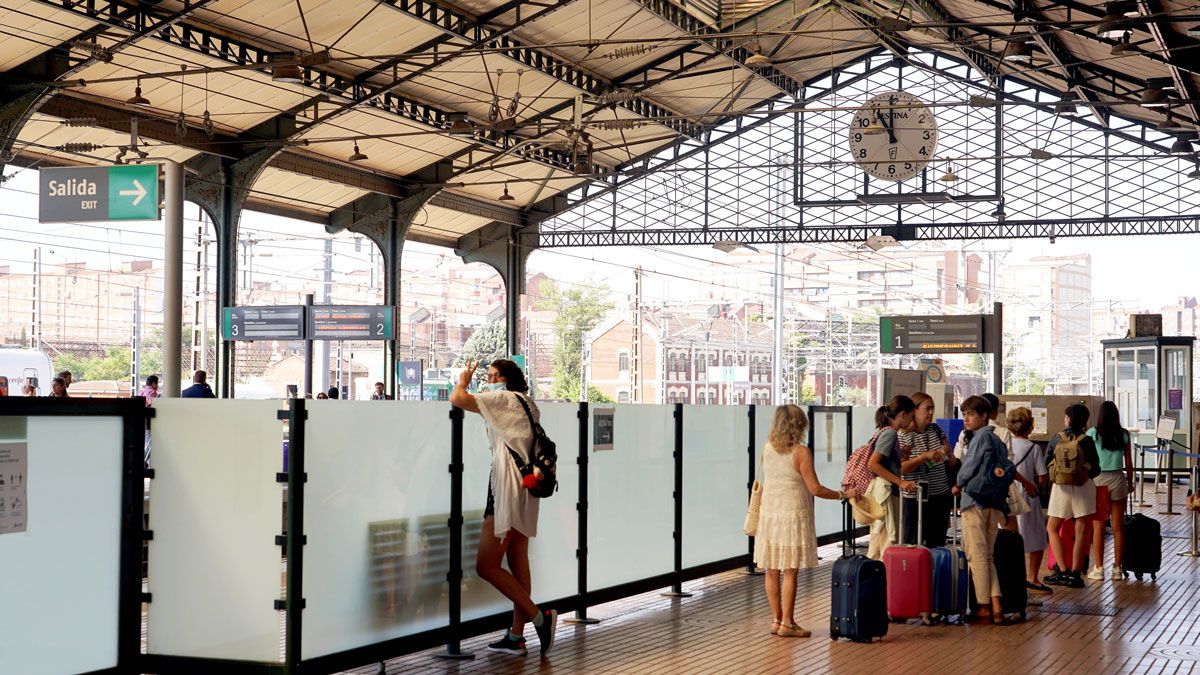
[588,404,674,590]
[0,416,122,675]
[302,400,453,659]
[148,400,283,661]
[461,402,579,621]
[810,409,851,538]
[682,405,748,568]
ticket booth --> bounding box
[1102,336,1195,466]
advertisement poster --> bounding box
[0,442,28,535]
[1031,407,1048,436]
[593,407,615,452]
[1168,389,1184,410]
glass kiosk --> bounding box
[1101,336,1195,468]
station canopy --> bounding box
[3,0,1200,247]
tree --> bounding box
[453,321,507,385]
[587,385,613,404]
[536,279,614,401]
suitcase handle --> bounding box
[899,481,926,546]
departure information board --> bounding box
[222,306,306,340]
[308,306,395,340]
[879,314,984,354]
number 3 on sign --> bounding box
[232,324,240,337]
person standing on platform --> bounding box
[450,358,557,658]
[1044,404,1101,589]
[899,392,957,547]
[22,383,36,396]
[57,370,73,396]
[952,395,1010,625]
[1008,407,1051,594]
[754,405,857,638]
[867,395,918,556]
[371,382,387,400]
[48,377,68,397]
[140,375,161,467]
[1086,401,1134,581]
[181,370,216,398]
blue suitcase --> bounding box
[930,499,968,623]
[830,505,888,642]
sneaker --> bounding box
[1066,572,1086,589]
[533,609,558,657]
[487,633,527,656]
[1044,567,1068,586]
[1112,565,1126,580]
[1087,565,1105,581]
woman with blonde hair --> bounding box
[754,405,858,638]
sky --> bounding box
[2,166,1199,315]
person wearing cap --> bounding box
[754,405,859,638]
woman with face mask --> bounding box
[450,358,558,659]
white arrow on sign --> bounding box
[118,179,147,206]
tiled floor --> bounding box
[350,483,1200,675]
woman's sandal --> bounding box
[769,620,782,635]
[777,623,812,638]
[991,615,1015,626]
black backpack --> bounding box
[506,394,558,498]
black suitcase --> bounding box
[1122,513,1162,581]
[830,504,888,642]
[968,528,1027,620]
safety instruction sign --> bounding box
[593,407,614,452]
[0,442,28,535]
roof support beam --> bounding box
[1135,0,1200,125]
[1011,0,1108,126]
[20,0,589,175]
[371,0,704,140]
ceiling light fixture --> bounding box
[1054,93,1078,115]
[446,112,474,136]
[1169,135,1194,155]
[348,142,368,162]
[1097,1,1138,39]
[1142,78,1174,108]
[990,204,1007,219]
[1157,115,1190,133]
[271,63,303,83]
[939,163,959,182]
[968,94,997,107]
[864,234,900,251]
[745,47,771,67]
[713,239,760,253]
[1111,32,1135,55]
[1001,37,1033,63]
[862,118,886,135]
[498,183,515,201]
[1029,148,1054,160]
[126,79,151,106]
[1188,166,1200,178]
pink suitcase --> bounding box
[1047,517,1093,571]
[883,484,933,623]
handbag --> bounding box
[743,450,765,536]
[1006,481,1032,516]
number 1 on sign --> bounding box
[895,336,902,349]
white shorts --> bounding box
[1047,480,1097,520]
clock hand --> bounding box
[875,109,897,145]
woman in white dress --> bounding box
[450,358,558,658]
[754,405,857,638]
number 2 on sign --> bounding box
[376,323,384,335]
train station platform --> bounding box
[354,486,1200,675]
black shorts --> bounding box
[485,477,495,518]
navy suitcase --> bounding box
[830,504,888,642]
[930,498,968,623]
[1122,513,1161,581]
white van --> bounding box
[0,347,55,396]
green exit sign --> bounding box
[39,164,160,222]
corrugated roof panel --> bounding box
[453,163,583,206]
[296,109,472,175]
[402,54,583,125]
[513,0,695,80]
[69,39,314,132]
[252,165,367,211]
[0,1,101,72]
[15,112,199,165]
[412,203,493,239]
[647,66,781,116]
[190,0,446,78]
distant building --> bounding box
[1000,254,1093,395]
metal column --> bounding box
[163,160,183,398]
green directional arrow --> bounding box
[108,164,159,220]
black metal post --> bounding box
[662,404,692,598]
[283,397,307,675]
[436,406,474,660]
[118,399,149,674]
[303,293,314,397]
[746,405,761,575]
[565,402,601,624]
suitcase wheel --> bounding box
[1135,573,1144,581]
[1151,573,1157,581]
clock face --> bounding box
[848,91,938,182]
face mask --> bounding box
[480,382,506,392]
